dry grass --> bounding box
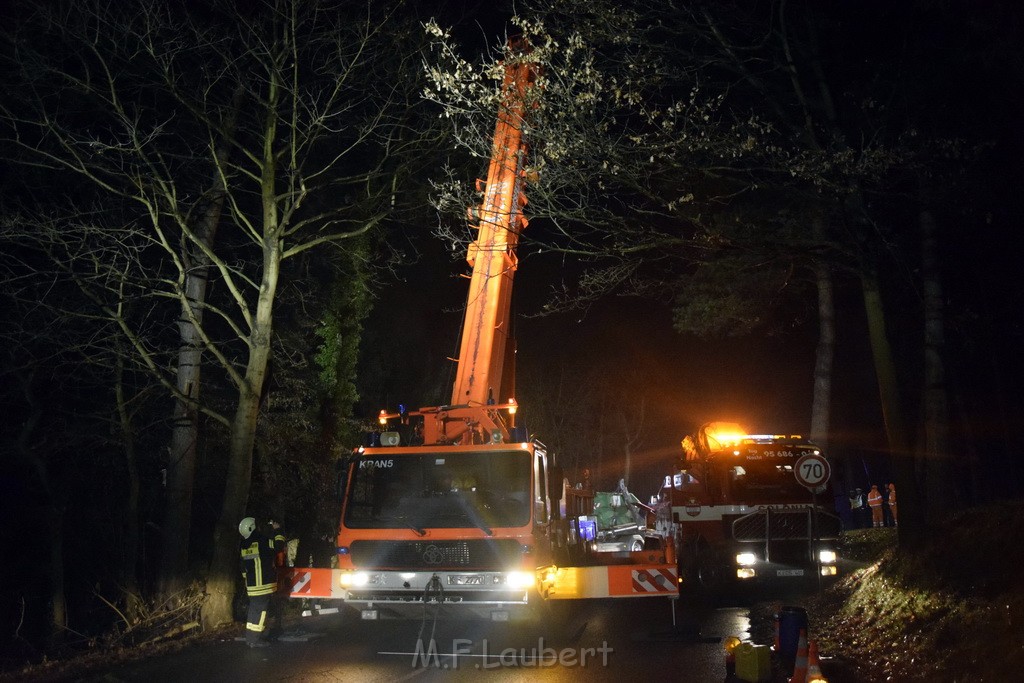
[754,502,1024,682]
[0,583,227,682]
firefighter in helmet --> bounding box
[239,517,286,647]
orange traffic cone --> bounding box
[788,629,808,683]
[806,639,828,683]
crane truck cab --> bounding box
[329,433,552,621]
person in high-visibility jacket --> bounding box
[887,483,898,527]
[239,517,286,648]
[867,485,884,528]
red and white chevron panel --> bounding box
[631,567,677,593]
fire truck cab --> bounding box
[655,423,841,595]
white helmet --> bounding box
[238,517,256,539]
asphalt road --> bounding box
[70,597,753,682]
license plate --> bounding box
[776,569,805,577]
[448,575,485,585]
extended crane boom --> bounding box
[451,37,536,410]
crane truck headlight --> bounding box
[339,571,370,587]
[818,549,837,564]
[735,552,758,566]
[506,571,535,589]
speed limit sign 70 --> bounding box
[794,453,831,491]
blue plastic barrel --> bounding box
[777,606,808,666]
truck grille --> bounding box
[732,509,840,542]
[349,539,523,570]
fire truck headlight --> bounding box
[735,552,758,566]
[818,549,837,564]
[506,571,535,589]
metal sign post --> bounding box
[794,452,831,591]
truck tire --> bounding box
[694,542,723,594]
[678,536,716,600]
[679,538,724,603]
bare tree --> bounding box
[2,0,443,627]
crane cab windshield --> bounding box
[344,449,532,531]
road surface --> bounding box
[72,597,754,682]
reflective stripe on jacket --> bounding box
[867,491,883,508]
[241,531,285,596]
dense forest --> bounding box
[1,0,1020,668]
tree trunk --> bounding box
[202,191,282,628]
[809,258,835,452]
[46,506,67,644]
[159,215,219,599]
[158,232,219,598]
[158,96,239,599]
[919,188,953,520]
[810,255,843,510]
[861,267,925,547]
[15,371,67,639]
[114,355,142,607]
[159,352,201,600]
[202,387,263,629]
[623,443,631,489]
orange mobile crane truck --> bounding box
[283,39,677,622]
[655,422,841,595]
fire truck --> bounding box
[283,39,677,621]
[655,422,841,595]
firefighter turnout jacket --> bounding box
[240,529,286,597]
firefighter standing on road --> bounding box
[867,484,884,528]
[887,483,898,527]
[239,517,286,648]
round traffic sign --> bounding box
[794,453,831,490]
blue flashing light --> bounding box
[337,546,350,555]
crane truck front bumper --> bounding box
[282,567,535,621]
